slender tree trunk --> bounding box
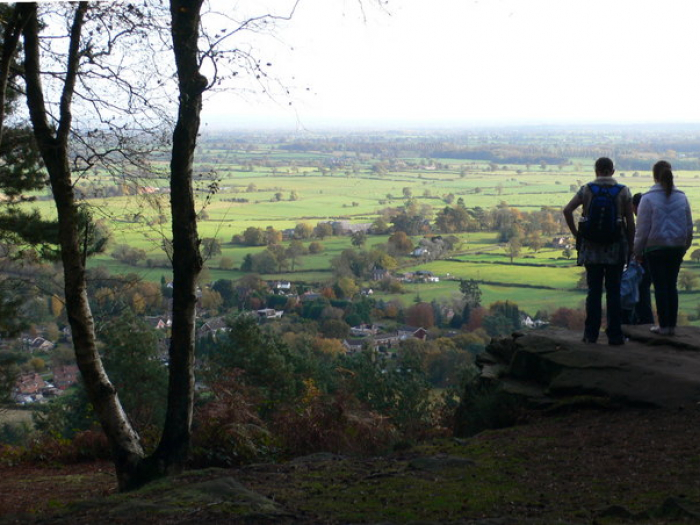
[22,3,145,491]
[148,0,205,473]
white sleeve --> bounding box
[634,196,651,254]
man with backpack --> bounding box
[563,157,635,345]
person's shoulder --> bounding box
[613,182,631,198]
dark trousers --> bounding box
[646,249,684,328]
[584,263,624,342]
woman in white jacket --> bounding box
[634,160,693,335]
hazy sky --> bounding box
[201,0,700,129]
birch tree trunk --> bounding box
[22,2,146,490]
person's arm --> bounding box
[562,194,582,238]
[623,194,635,257]
[633,196,651,259]
[685,197,693,250]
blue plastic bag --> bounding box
[620,260,644,310]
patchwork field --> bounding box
[15,130,700,321]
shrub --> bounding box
[453,377,525,438]
[271,385,397,457]
[190,371,276,468]
[0,430,111,467]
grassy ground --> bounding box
[3,407,699,524]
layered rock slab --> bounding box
[475,325,700,409]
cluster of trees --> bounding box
[435,200,564,240]
[240,240,311,274]
[111,244,147,266]
[232,222,337,247]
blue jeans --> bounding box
[584,264,624,343]
[646,249,684,329]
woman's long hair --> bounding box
[653,160,674,197]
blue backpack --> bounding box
[579,183,623,244]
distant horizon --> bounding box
[200,118,700,134]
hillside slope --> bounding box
[3,327,700,524]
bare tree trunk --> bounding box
[149,0,205,473]
[22,2,145,491]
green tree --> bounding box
[201,237,222,258]
[460,279,482,326]
[243,226,266,246]
[460,279,482,308]
[341,347,432,433]
[99,313,168,433]
[211,279,236,308]
[528,235,544,253]
[285,239,306,271]
[387,231,413,256]
[308,241,323,254]
[371,217,390,234]
[294,222,314,240]
[218,256,234,270]
[505,238,521,263]
[336,276,359,299]
[250,250,279,274]
[351,231,367,248]
[208,314,301,413]
[0,351,21,403]
[314,222,333,239]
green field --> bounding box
[12,132,700,321]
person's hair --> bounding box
[653,160,674,197]
[594,157,614,175]
[632,192,642,207]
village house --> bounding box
[23,337,55,352]
[398,326,428,341]
[411,247,430,258]
[344,223,372,234]
[372,267,390,281]
[256,308,284,320]
[349,324,380,337]
[272,281,292,294]
[550,236,570,248]
[342,325,428,356]
[341,338,366,353]
[52,364,80,390]
[373,332,402,349]
[198,316,229,339]
[300,291,322,302]
[522,315,549,329]
[15,373,46,401]
[145,316,171,330]
[414,270,438,283]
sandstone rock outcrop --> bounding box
[467,325,700,412]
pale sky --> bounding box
[197,0,700,129]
